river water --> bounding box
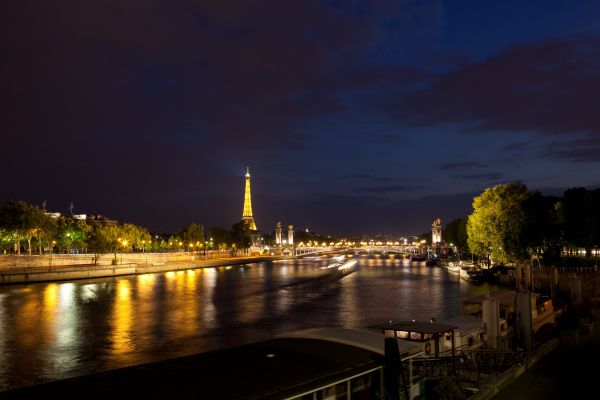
[0,254,497,392]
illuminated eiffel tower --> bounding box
[241,167,258,231]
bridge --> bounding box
[292,244,424,257]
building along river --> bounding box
[0,253,498,392]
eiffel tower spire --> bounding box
[241,167,257,231]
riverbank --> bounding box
[469,315,600,399]
[0,254,289,284]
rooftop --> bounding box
[367,320,458,335]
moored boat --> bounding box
[425,258,440,267]
[445,264,461,273]
[460,267,485,284]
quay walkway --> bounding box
[470,323,600,400]
[0,255,288,284]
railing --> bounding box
[0,262,140,275]
[471,349,528,378]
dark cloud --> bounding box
[392,37,600,138]
[501,141,533,152]
[355,185,422,194]
[439,162,487,170]
[543,136,600,162]
[378,134,404,143]
[454,172,503,181]
[1,0,431,157]
[335,174,390,181]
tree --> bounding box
[561,187,600,257]
[0,201,46,255]
[522,193,563,266]
[56,216,87,254]
[34,212,57,255]
[166,235,179,252]
[86,224,116,265]
[0,229,15,253]
[467,182,533,264]
[231,221,251,256]
[179,223,205,251]
[208,227,232,251]
[119,223,151,252]
[443,218,468,256]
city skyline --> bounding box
[3,1,600,235]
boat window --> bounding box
[335,382,348,399]
[315,384,340,400]
[350,370,381,399]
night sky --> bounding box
[3,1,600,236]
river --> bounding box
[0,254,498,392]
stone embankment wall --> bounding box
[0,251,234,268]
[0,255,278,284]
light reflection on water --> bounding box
[0,256,499,391]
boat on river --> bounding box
[410,254,427,262]
[425,258,440,267]
[319,259,357,277]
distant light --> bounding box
[266,353,275,358]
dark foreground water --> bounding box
[0,254,497,391]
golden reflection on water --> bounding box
[179,270,198,335]
[161,269,201,337]
[338,272,359,326]
[46,283,81,372]
[56,284,76,346]
[111,279,133,358]
[201,268,216,328]
[135,274,156,347]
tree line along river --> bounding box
[0,254,498,392]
